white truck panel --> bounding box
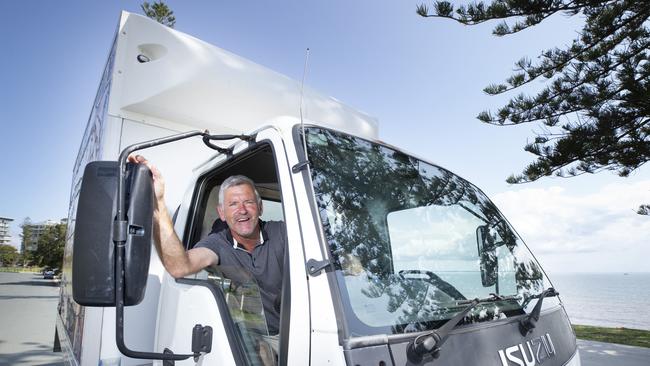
[117,118,214,209]
[256,128,312,365]
[154,276,236,366]
[109,12,378,140]
[79,307,102,366]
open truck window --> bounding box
[185,143,286,365]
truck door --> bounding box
[154,130,310,365]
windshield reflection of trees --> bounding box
[306,128,544,332]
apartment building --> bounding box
[0,217,13,245]
[22,218,67,252]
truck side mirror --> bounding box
[72,161,153,307]
[476,225,498,288]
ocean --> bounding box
[550,272,650,330]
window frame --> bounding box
[179,140,291,366]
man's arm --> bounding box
[152,196,217,278]
[129,155,218,278]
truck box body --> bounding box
[59,11,377,366]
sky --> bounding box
[0,1,648,273]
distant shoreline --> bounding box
[573,324,650,348]
[553,271,650,274]
[553,273,650,331]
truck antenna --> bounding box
[299,48,310,160]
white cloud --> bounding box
[491,180,650,273]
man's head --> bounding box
[217,175,263,241]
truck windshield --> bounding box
[305,127,555,336]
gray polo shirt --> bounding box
[195,220,286,334]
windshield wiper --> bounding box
[519,287,559,336]
[407,293,517,363]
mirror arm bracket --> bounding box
[112,220,128,243]
[292,160,310,173]
[306,258,331,276]
[113,130,224,361]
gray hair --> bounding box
[218,175,262,208]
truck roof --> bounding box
[108,11,378,139]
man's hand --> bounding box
[128,154,165,204]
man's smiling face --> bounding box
[218,183,262,241]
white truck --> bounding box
[56,11,581,366]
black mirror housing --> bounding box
[72,161,153,307]
[476,225,498,287]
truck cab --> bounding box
[141,120,580,365]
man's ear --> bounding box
[258,200,263,217]
[217,205,225,221]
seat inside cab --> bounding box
[188,144,285,246]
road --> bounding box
[1,272,650,365]
[577,339,650,366]
[0,271,63,366]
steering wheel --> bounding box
[399,269,466,300]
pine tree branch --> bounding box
[587,119,649,157]
[514,117,650,182]
[421,0,650,185]
[486,7,648,94]
[418,1,586,24]
[482,66,650,125]
[508,163,591,184]
[420,0,625,34]
[531,40,650,106]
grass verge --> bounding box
[573,324,650,348]
[0,266,42,273]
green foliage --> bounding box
[572,324,650,348]
[417,1,649,213]
[33,223,67,269]
[0,244,19,266]
[141,1,176,28]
